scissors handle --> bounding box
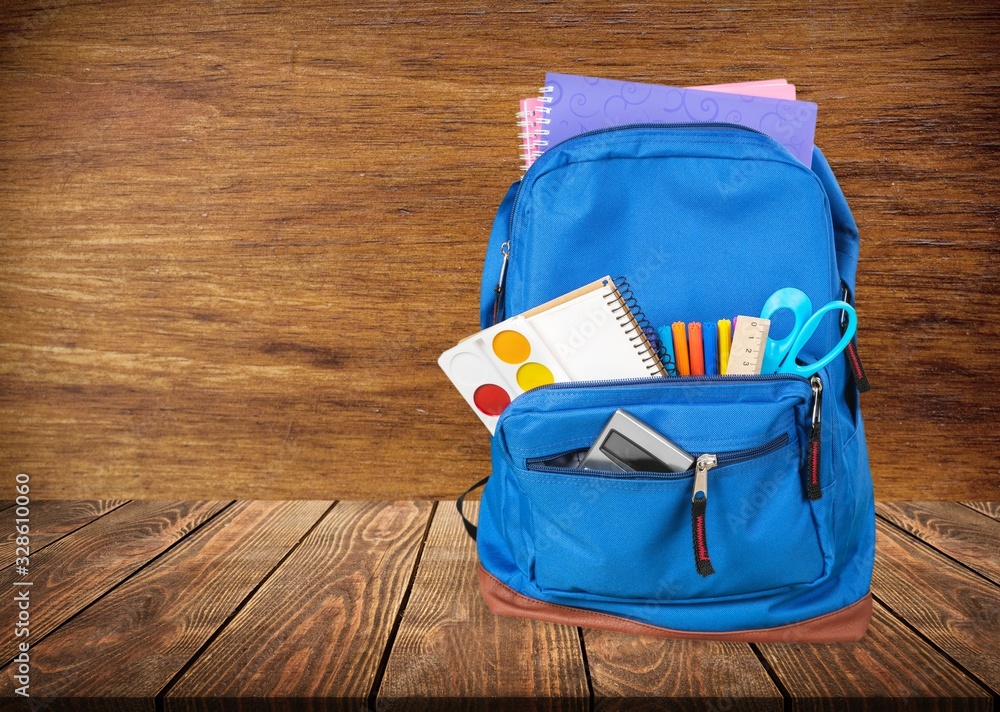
[778,301,858,377]
[760,288,813,374]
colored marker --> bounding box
[703,320,719,375]
[688,322,705,375]
[671,321,690,376]
[657,325,679,376]
[718,319,732,375]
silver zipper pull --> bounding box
[491,240,511,325]
[810,375,823,431]
[496,241,510,295]
[692,453,718,503]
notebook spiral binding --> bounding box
[609,276,668,377]
[518,96,551,171]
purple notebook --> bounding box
[541,73,817,167]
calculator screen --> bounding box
[601,431,673,473]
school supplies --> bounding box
[759,287,857,377]
[656,325,678,376]
[670,322,690,376]
[726,317,771,375]
[522,276,666,380]
[539,72,818,166]
[717,319,732,375]
[518,79,792,171]
[702,321,719,375]
[690,78,797,100]
[688,322,705,375]
[440,276,665,432]
[438,315,570,432]
[580,409,695,474]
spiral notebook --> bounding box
[439,276,665,432]
[522,276,667,380]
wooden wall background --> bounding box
[1,0,997,500]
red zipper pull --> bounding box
[691,454,717,576]
[845,340,871,392]
[842,287,871,392]
[807,376,823,500]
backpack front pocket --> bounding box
[493,376,827,602]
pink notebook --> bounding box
[517,98,546,171]
[690,79,796,100]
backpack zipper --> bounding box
[524,431,789,479]
[500,372,811,428]
[691,453,718,576]
[841,284,871,393]
[807,375,824,500]
[492,239,511,324]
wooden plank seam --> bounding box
[875,510,1000,594]
[872,513,1000,697]
[156,500,340,704]
[0,500,237,672]
[364,501,438,711]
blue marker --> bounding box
[656,325,679,376]
[703,320,719,375]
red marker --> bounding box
[688,322,705,376]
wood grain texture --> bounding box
[0,500,331,710]
[376,501,589,712]
[0,498,127,562]
[873,518,1000,696]
[877,502,1000,585]
[583,629,781,712]
[0,500,997,709]
[0,499,229,664]
[0,1,997,500]
[962,503,1000,522]
[757,602,991,712]
[165,501,432,712]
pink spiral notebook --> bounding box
[517,98,546,171]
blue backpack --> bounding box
[458,124,875,641]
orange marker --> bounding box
[671,321,690,376]
[688,322,705,375]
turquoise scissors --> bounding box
[759,287,857,377]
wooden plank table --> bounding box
[0,501,997,711]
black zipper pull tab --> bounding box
[491,240,510,326]
[807,375,823,500]
[842,286,871,392]
[845,341,871,392]
[691,454,717,576]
